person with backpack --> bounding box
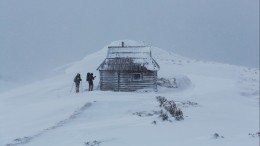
[74,73,82,93]
[87,72,96,91]
[86,72,90,90]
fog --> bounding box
[0,0,259,83]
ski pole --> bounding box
[80,82,83,92]
[70,82,74,93]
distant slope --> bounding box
[0,76,20,93]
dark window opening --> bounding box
[133,73,142,81]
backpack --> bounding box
[86,73,90,81]
[74,74,81,83]
[74,76,77,82]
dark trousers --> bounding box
[75,83,80,93]
[89,82,93,91]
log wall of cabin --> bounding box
[99,70,157,91]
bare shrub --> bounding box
[156,96,184,121]
[152,121,157,125]
[85,140,101,146]
[213,133,224,139]
[159,110,169,121]
[174,108,184,121]
[163,100,177,116]
[156,96,167,107]
[249,132,260,137]
[180,101,199,107]
[133,112,154,117]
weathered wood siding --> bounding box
[99,71,157,91]
[99,71,119,91]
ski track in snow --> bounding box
[4,103,92,146]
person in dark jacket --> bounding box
[86,72,90,90]
[74,73,82,93]
[87,73,96,91]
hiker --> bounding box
[87,73,96,91]
[74,73,82,93]
[86,72,90,90]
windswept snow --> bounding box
[0,41,259,146]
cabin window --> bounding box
[132,73,142,81]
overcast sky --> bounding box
[0,0,259,82]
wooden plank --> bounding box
[99,70,158,91]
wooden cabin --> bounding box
[97,41,160,91]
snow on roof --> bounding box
[107,47,151,58]
[108,40,146,47]
[107,40,151,58]
[97,40,160,71]
[97,57,159,71]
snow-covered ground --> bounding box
[0,40,259,146]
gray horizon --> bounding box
[0,0,259,83]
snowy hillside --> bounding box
[0,40,259,146]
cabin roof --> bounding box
[107,46,151,59]
[97,58,159,71]
[97,42,160,71]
